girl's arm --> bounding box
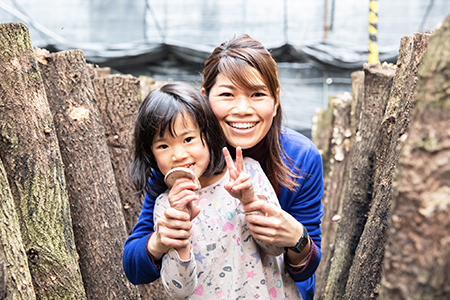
[160,248,198,299]
[154,195,198,299]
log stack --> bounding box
[314,16,450,300]
[2,14,450,300]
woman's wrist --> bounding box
[146,232,166,260]
[286,238,311,265]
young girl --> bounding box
[131,81,301,299]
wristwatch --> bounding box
[287,225,309,253]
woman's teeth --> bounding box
[229,122,256,129]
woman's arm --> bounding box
[122,186,194,284]
[243,129,324,282]
[123,191,160,285]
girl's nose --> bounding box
[172,145,188,161]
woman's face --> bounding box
[206,70,278,149]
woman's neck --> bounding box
[226,136,267,162]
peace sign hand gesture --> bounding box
[223,147,258,206]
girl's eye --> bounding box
[156,144,168,149]
[184,137,194,143]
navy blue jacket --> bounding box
[123,127,324,300]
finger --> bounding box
[243,199,276,215]
[171,177,198,192]
[223,147,236,172]
[187,202,201,220]
[172,195,199,213]
[235,146,244,173]
[230,172,252,189]
[164,206,191,221]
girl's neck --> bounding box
[198,167,227,188]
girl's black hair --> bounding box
[130,81,226,196]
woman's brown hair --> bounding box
[201,34,299,191]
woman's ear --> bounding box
[201,87,206,95]
[272,88,280,118]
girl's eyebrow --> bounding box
[153,128,197,143]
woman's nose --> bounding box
[232,96,253,114]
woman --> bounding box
[123,34,324,300]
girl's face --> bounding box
[151,115,211,184]
[206,69,278,149]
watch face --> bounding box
[290,226,308,253]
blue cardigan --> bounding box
[123,127,324,300]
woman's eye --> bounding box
[253,92,266,97]
[220,92,233,97]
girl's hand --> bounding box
[168,177,201,220]
[223,147,257,205]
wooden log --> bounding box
[0,251,4,300]
[91,75,170,299]
[86,63,111,80]
[379,16,450,300]
[0,158,36,299]
[344,33,430,300]
[311,101,334,184]
[0,23,86,299]
[319,62,396,300]
[91,75,142,233]
[138,75,166,101]
[350,70,364,136]
[36,49,140,300]
[315,93,352,294]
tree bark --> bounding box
[379,16,450,300]
[91,75,170,299]
[315,93,352,293]
[0,251,5,300]
[320,62,396,300]
[350,70,365,136]
[0,22,86,299]
[36,49,140,300]
[0,158,36,299]
[311,98,334,184]
[91,75,143,233]
[344,33,430,300]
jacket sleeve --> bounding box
[123,190,161,285]
[279,130,325,282]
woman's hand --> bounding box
[223,146,258,205]
[243,200,311,264]
[147,207,193,260]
